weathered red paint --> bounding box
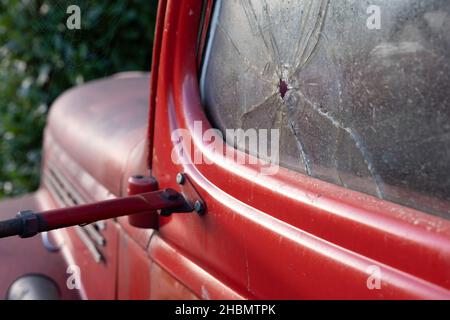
[0,0,449,300]
[117,229,152,300]
[147,0,168,170]
[149,0,450,299]
[127,176,159,229]
[37,73,153,299]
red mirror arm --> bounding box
[0,188,191,239]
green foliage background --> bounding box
[0,0,157,198]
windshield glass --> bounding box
[201,0,450,219]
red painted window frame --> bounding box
[149,0,450,298]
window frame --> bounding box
[150,0,450,297]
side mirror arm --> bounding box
[0,188,191,239]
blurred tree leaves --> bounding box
[0,0,157,197]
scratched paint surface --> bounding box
[201,0,450,218]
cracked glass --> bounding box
[200,0,450,219]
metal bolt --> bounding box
[176,173,186,185]
[193,200,205,215]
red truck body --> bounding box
[0,0,449,299]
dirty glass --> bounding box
[200,0,450,219]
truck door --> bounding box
[147,0,450,299]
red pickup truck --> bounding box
[0,0,449,299]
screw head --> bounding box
[193,200,205,215]
[176,173,186,185]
